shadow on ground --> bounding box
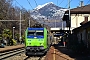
[53,44,90,60]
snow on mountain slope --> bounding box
[35,2,54,10]
[30,2,68,27]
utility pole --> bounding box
[0,20,24,44]
[13,27,15,39]
[29,19,30,27]
[55,19,56,28]
[20,11,21,44]
[29,11,30,27]
[68,0,71,33]
[54,15,56,28]
[62,21,63,30]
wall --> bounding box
[71,14,90,29]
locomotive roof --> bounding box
[27,28,44,30]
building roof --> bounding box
[70,4,90,14]
[65,4,90,14]
[62,4,90,21]
[72,21,90,32]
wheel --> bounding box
[25,51,28,56]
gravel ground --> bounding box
[6,53,27,60]
[6,53,46,60]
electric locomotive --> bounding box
[25,27,51,56]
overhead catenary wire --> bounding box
[26,0,33,9]
[64,0,73,8]
[14,0,24,8]
[57,0,58,5]
[69,0,82,20]
[0,20,25,21]
[64,0,84,20]
[78,0,89,10]
[57,0,71,29]
[59,0,65,6]
[78,0,81,5]
[72,0,90,20]
[85,0,90,5]
[33,0,38,7]
[65,0,90,30]
[13,0,25,43]
[56,0,65,28]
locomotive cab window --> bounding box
[36,30,44,36]
[28,30,35,36]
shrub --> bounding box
[12,39,17,45]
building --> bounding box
[63,1,90,30]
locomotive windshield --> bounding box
[27,30,43,36]
[28,30,35,36]
[36,30,44,36]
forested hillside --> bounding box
[0,0,39,34]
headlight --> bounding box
[40,43,43,45]
[39,39,43,41]
[58,38,60,39]
[27,43,31,45]
[29,43,31,45]
[26,47,30,49]
[40,47,44,49]
[27,43,28,45]
[28,40,31,41]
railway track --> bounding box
[24,55,46,60]
[0,47,46,60]
[0,47,25,60]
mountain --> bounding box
[30,2,68,27]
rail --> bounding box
[0,47,24,60]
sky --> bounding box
[13,0,90,10]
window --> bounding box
[36,30,44,36]
[28,30,35,36]
[84,16,88,22]
[27,30,44,36]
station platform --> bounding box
[45,45,74,60]
[0,44,25,52]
